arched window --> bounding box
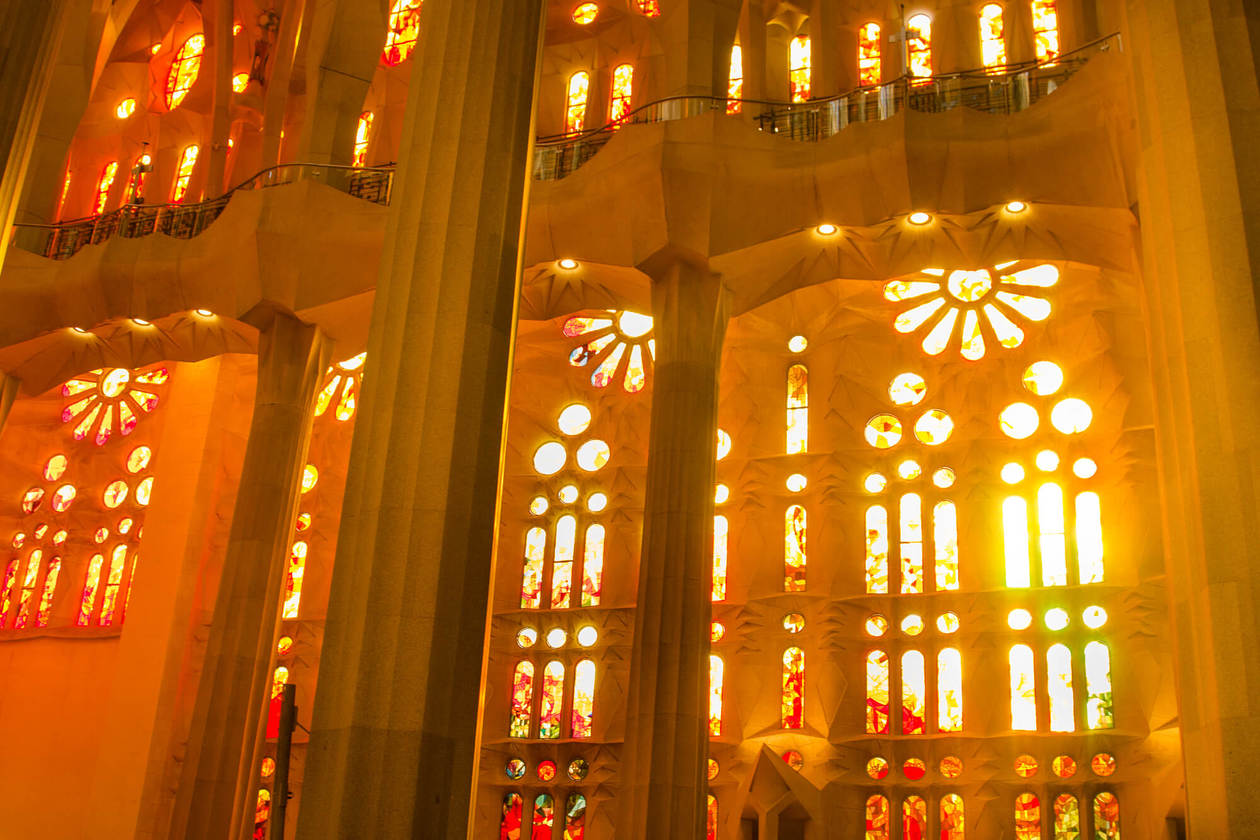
[551,514,576,608]
[980,5,1007,70]
[712,515,727,601]
[13,550,41,629]
[789,36,811,102]
[1047,643,1075,731]
[901,650,926,733]
[1010,644,1037,729]
[709,653,724,735]
[900,493,923,593]
[124,155,149,205]
[1052,794,1079,839]
[941,794,964,839]
[937,647,963,731]
[934,500,959,589]
[1032,1,1060,63]
[35,557,61,628]
[1037,483,1067,585]
[383,0,423,66]
[1076,491,1104,582]
[499,792,524,838]
[565,72,590,135]
[609,63,634,125]
[1084,641,1114,729]
[539,660,565,738]
[571,658,595,737]
[99,543,130,625]
[706,795,718,839]
[353,112,374,167]
[859,22,881,86]
[866,649,890,733]
[282,540,306,618]
[509,661,534,738]
[520,526,546,608]
[865,795,890,840]
[93,162,119,215]
[1092,793,1119,837]
[1003,496,1032,587]
[170,144,199,204]
[781,646,804,728]
[1015,793,1041,840]
[564,794,586,837]
[57,170,71,220]
[254,789,272,837]
[581,523,604,606]
[531,794,554,839]
[76,553,104,625]
[165,34,204,109]
[635,0,661,15]
[784,505,806,590]
[903,796,927,839]
[866,505,889,593]
[786,364,808,453]
[726,44,743,114]
[906,14,932,78]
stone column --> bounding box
[0,373,18,433]
[203,0,235,197]
[295,1,545,838]
[808,0,840,98]
[661,0,743,98]
[618,258,730,838]
[173,312,331,840]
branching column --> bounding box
[619,260,730,838]
[175,312,331,840]
[295,1,545,837]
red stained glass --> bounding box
[77,554,103,625]
[609,64,634,125]
[859,22,881,86]
[13,550,41,629]
[99,544,128,626]
[1093,793,1119,839]
[1054,794,1080,839]
[283,540,306,618]
[784,505,806,591]
[865,795,889,840]
[509,661,534,738]
[1015,793,1041,840]
[709,654,724,736]
[531,794,554,840]
[635,0,660,15]
[866,650,890,734]
[571,659,595,738]
[707,795,718,840]
[781,646,804,728]
[551,515,576,609]
[941,794,964,840]
[499,792,523,840]
[712,515,727,601]
[564,793,586,839]
[383,0,423,66]
[903,796,927,840]
[539,660,564,738]
[165,35,204,110]
[520,527,546,608]
[94,162,118,215]
[36,558,61,627]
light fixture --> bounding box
[194,309,214,317]
[150,43,161,55]
[115,99,137,119]
[907,211,932,226]
[815,223,838,236]
[557,258,579,270]
[130,318,152,327]
[70,327,88,334]
[139,153,153,166]
[232,22,243,35]
[1005,200,1029,214]
[232,73,250,93]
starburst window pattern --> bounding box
[353,112,374,167]
[314,353,366,422]
[886,264,1058,359]
[726,44,743,114]
[609,63,634,125]
[789,36,811,102]
[1033,0,1060,63]
[906,14,932,78]
[859,23,881,86]
[382,0,423,65]
[170,144,199,203]
[62,368,167,446]
[564,310,655,393]
[94,162,118,215]
[165,34,204,110]
[980,4,1007,70]
[564,71,590,135]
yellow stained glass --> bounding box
[1076,491,1104,583]
[539,661,564,738]
[866,615,888,636]
[1010,644,1037,730]
[866,795,890,840]
[782,647,804,728]
[572,2,598,24]
[980,4,1006,70]
[784,505,806,591]
[906,14,932,78]
[789,36,811,102]
[938,647,963,731]
[353,112,374,167]
[1033,0,1060,63]
[509,661,534,737]
[1016,793,1041,840]
[520,526,546,608]
[565,72,590,135]
[889,372,927,405]
[94,162,118,215]
[709,653,724,736]
[866,650,889,733]
[934,501,959,590]
[712,515,727,601]
[533,441,567,474]
[1047,643,1075,731]
[1084,641,1114,729]
[165,35,204,110]
[901,650,926,734]
[1093,793,1120,838]
[282,541,306,618]
[865,415,902,448]
[170,145,200,203]
[786,364,808,453]
[859,22,881,86]
[575,439,610,471]
[571,659,595,738]
[610,63,634,124]
[941,794,964,840]
[1000,402,1039,438]
[914,409,953,445]
[865,505,888,593]
[551,515,576,608]
[899,493,923,594]
[382,0,423,65]
[726,44,743,114]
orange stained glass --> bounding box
[781,646,804,728]
[165,34,204,109]
[520,526,546,608]
[609,63,634,125]
[1038,483,1068,585]
[786,363,808,453]
[94,162,119,215]
[784,505,806,591]
[124,157,146,205]
[901,650,926,734]
[941,795,964,840]
[57,170,71,221]
[77,554,104,625]
[789,36,811,102]
[170,145,199,203]
[581,523,604,606]
[14,550,41,629]
[1016,793,1042,840]
[532,794,554,839]
[36,558,61,627]
[571,658,595,737]
[726,45,743,114]
[906,14,932,78]
[866,505,889,593]
[1076,491,1104,583]
[271,665,289,699]
[712,515,728,601]
[231,72,249,93]
[1033,1,1060,63]
[1004,496,1032,587]
[0,559,16,623]
[938,647,963,731]
[900,493,923,593]
[866,795,890,840]
[353,112,374,167]
[565,71,590,135]
[934,500,959,590]
[551,514,576,608]
[903,796,927,840]
[282,540,306,618]
[709,653,724,736]
[1047,642,1075,731]
[1093,793,1119,838]
[635,0,661,15]
[706,795,718,840]
[1054,794,1080,839]
[539,660,564,738]
[509,661,534,737]
[1085,641,1114,729]
[859,22,881,86]
[383,0,423,65]
[980,4,1007,71]
[99,544,128,626]
[1010,643,1037,730]
[866,649,890,733]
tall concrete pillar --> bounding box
[295,1,545,838]
[661,0,743,98]
[173,312,331,840]
[618,259,730,838]
[203,0,235,197]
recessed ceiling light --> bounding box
[1005,200,1028,214]
[816,223,838,236]
[557,258,579,270]
[908,211,932,226]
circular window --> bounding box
[1001,462,1026,484]
[783,613,805,633]
[785,473,807,492]
[516,628,538,648]
[616,311,652,338]
[533,442,567,475]
[1073,457,1098,478]
[866,757,890,780]
[127,446,152,473]
[1051,398,1093,434]
[529,496,549,515]
[1007,608,1033,630]
[1091,753,1116,776]
[936,612,960,634]
[44,455,68,481]
[939,756,963,778]
[1022,361,1064,395]
[101,368,131,398]
[865,415,903,448]
[136,477,153,506]
[545,627,567,648]
[900,614,925,636]
[103,480,129,509]
[506,758,526,780]
[710,622,725,642]
[557,404,592,436]
[576,625,598,647]
[51,484,77,512]
[1015,754,1038,778]
[576,440,611,471]
[1052,755,1077,778]
[716,430,732,460]
[537,759,557,782]
[277,636,294,655]
[568,757,590,781]
[714,484,730,504]
[1082,605,1108,629]
[788,335,808,353]
[888,373,927,406]
[864,473,888,493]
[902,758,926,780]
[914,409,954,445]
[587,492,608,512]
[301,465,319,493]
[865,615,888,637]
[999,403,1039,439]
[1044,608,1070,631]
[1035,449,1060,471]
[558,485,579,504]
[946,269,993,302]
[932,467,956,488]
[707,758,719,780]
[897,460,922,480]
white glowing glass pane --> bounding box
[1084,641,1114,729]
[889,373,927,405]
[1001,463,1026,484]
[1051,398,1093,434]
[1038,483,1068,586]
[982,303,1024,348]
[1000,403,1039,439]
[901,650,926,734]
[921,308,959,356]
[716,429,731,460]
[995,291,1052,321]
[557,404,592,435]
[576,440,611,471]
[1073,458,1098,479]
[937,648,963,731]
[865,505,889,594]
[932,468,955,488]
[960,309,985,360]
[1003,497,1032,587]
[1008,608,1032,630]
[865,415,903,448]
[895,297,946,333]
[934,501,959,590]
[1076,491,1104,583]
[900,493,923,594]
[1047,643,1076,732]
[1009,644,1037,730]
[864,473,888,493]
[1007,263,1060,287]
[533,442,567,475]
[587,492,608,512]
[1023,361,1064,395]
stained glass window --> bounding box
[1033,1,1059,63]
[1037,483,1067,586]
[903,796,927,840]
[551,514,576,608]
[866,650,890,733]
[1047,643,1075,731]
[531,794,554,840]
[859,22,881,86]
[282,541,306,618]
[906,14,932,78]
[94,162,118,215]
[938,647,963,731]
[509,661,534,737]
[726,45,743,114]
[781,646,804,728]
[539,660,564,738]
[520,526,546,608]
[500,792,524,838]
[565,311,655,392]
[707,795,718,839]
[564,793,586,839]
[712,515,727,601]
[609,63,634,125]
[13,550,41,629]
[57,170,71,220]
[1053,794,1079,839]
[784,505,806,591]
[572,658,595,737]
[170,145,199,203]
[900,493,923,593]
[1076,491,1104,582]
[36,557,61,627]
[98,544,129,626]
[901,650,926,734]
[709,653,724,736]
[789,36,811,102]
[1015,793,1041,840]
[934,500,959,589]
[1084,641,1114,729]
[383,0,423,66]
[165,34,204,109]
[941,794,964,839]
[635,0,661,15]
[77,554,103,625]
[353,112,374,167]
[565,72,590,135]
[581,524,604,606]
[866,505,889,593]
[1010,644,1037,729]
[1093,792,1119,838]
[980,5,1007,70]
[866,795,890,840]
